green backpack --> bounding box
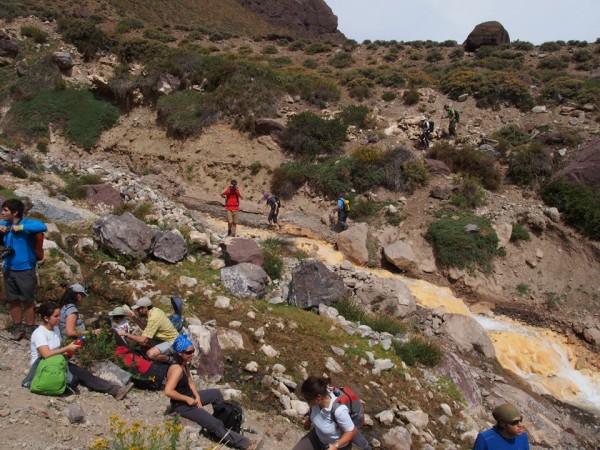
[30,355,67,396]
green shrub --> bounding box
[440,69,481,99]
[451,176,486,209]
[57,18,113,60]
[381,91,397,101]
[572,49,593,63]
[426,214,498,272]
[538,56,569,70]
[116,18,144,33]
[337,104,370,128]
[540,41,563,52]
[383,50,398,62]
[426,49,444,62]
[347,77,372,100]
[476,71,533,110]
[394,338,442,367]
[541,178,600,240]
[449,48,464,60]
[282,112,346,160]
[510,223,531,242]
[5,164,28,179]
[76,323,116,369]
[336,298,405,335]
[328,52,354,68]
[262,44,278,55]
[261,238,284,280]
[20,25,48,43]
[541,76,600,105]
[383,146,417,192]
[143,28,176,43]
[268,56,292,68]
[506,142,554,186]
[517,283,530,296]
[402,160,429,193]
[492,124,530,153]
[512,40,534,51]
[428,142,502,190]
[304,42,331,55]
[156,91,220,138]
[6,88,119,148]
[61,173,103,199]
[545,291,567,310]
[270,163,308,200]
[402,87,421,105]
[302,58,318,69]
[288,41,305,51]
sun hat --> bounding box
[492,403,521,422]
[108,306,127,317]
[70,284,88,296]
[131,297,152,310]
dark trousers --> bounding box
[292,428,371,450]
[172,389,249,449]
[68,363,118,395]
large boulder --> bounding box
[93,212,156,259]
[381,426,412,450]
[235,0,341,38]
[188,324,225,382]
[288,260,350,309]
[354,277,416,318]
[424,159,451,176]
[51,51,74,70]
[152,230,188,263]
[220,262,269,298]
[464,21,510,52]
[0,32,19,58]
[439,352,483,408]
[556,138,600,189]
[440,314,496,358]
[383,241,417,271]
[220,238,264,267]
[86,183,124,209]
[336,223,369,265]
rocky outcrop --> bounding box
[464,21,510,52]
[336,223,369,265]
[440,314,496,358]
[288,259,349,309]
[220,238,265,267]
[557,138,600,189]
[220,262,269,298]
[235,0,343,38]
[86,183,124,209]
[0,32,19,58]
[51,51,74,70]
[188,324,225,382]
[93,212,156,259]
[152,230,188,263]
[383,240,417,271]
[439,352,483,408]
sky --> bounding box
[325,0,599,45]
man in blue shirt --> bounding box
[0,199,47,340]
[335,192,348,232]
[473,403,529,450]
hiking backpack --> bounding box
[329,386,365,428]
[427,121,435,132]
[169,296,184,333]
[213,401,245,434]
[452,109,460,122]
[30,355,67,396]
[342,199,351,212]
[115,346,169,390]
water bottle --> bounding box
[66,336,86,357]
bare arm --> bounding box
[116,329,149,346]
[164,365,197,406]
[37,342,79,359]
[329,428,356,450]
[64,313,80,338]
[184,364,201,406]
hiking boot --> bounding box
[9,324,24,341]
[24,324,36,340]
[113,382,134,401]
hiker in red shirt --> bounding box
[221,180,243,237]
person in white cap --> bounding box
[117,297,179,363]
[59,283,96,340]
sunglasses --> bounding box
[182,348,195,355]
[506,418,523,426]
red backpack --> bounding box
[329,386,365,428]
[115,346,168,390]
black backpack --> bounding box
[427,121,434,132]
[213,401,244,434]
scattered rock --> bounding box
[220,238,265,267]
[52,51,74,70]
[152,230,188,263]
[383,240,417,271]
[288,260,349,309]
[336,223,369,265]
[93,212,155,259]
[382,426,412,449]
[221,263,269,298]
[66,405,86,424]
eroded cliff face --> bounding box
[235,0,344,38]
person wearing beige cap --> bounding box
[108,306,130,334]
[117,297,179,363]
[472,403,529,450]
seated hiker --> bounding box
[117,297,179,363]
[164,335,262,450]
[108,306,131,334]
[59,283,100,339]
[25,301,133,400]
[292,376,371,450]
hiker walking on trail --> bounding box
[335,193,349,232]
[263,192,280,229]
[24,301,133,400]
[221,180,243,237]
[472,403,529,450]
[293,375,371,450]
[164,334,263,450]
[117,297,179,364]
[1,199,47,341]
[419,119,434,148]
[444,104,459,137]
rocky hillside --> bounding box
[0,8,599,450]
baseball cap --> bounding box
[70,283,88,296]
[230,180,237,185]
[108,306,126,317]
[492,403,521,422]
[131,297,152,310]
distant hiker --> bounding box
[335,193,349,232]
[117,297,179,364]
[221,180,243,237]
[292,375,371,450]
[472,403,529,450]
[24,301,133,400]
[0,199,47,341]
[59,283,100,340]
[164,334,263,450]
[263,192,280,229]
[419,119,434,148]
[444,104,459,137]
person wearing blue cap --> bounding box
[164,335,262,450]
[472,403,529,450]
